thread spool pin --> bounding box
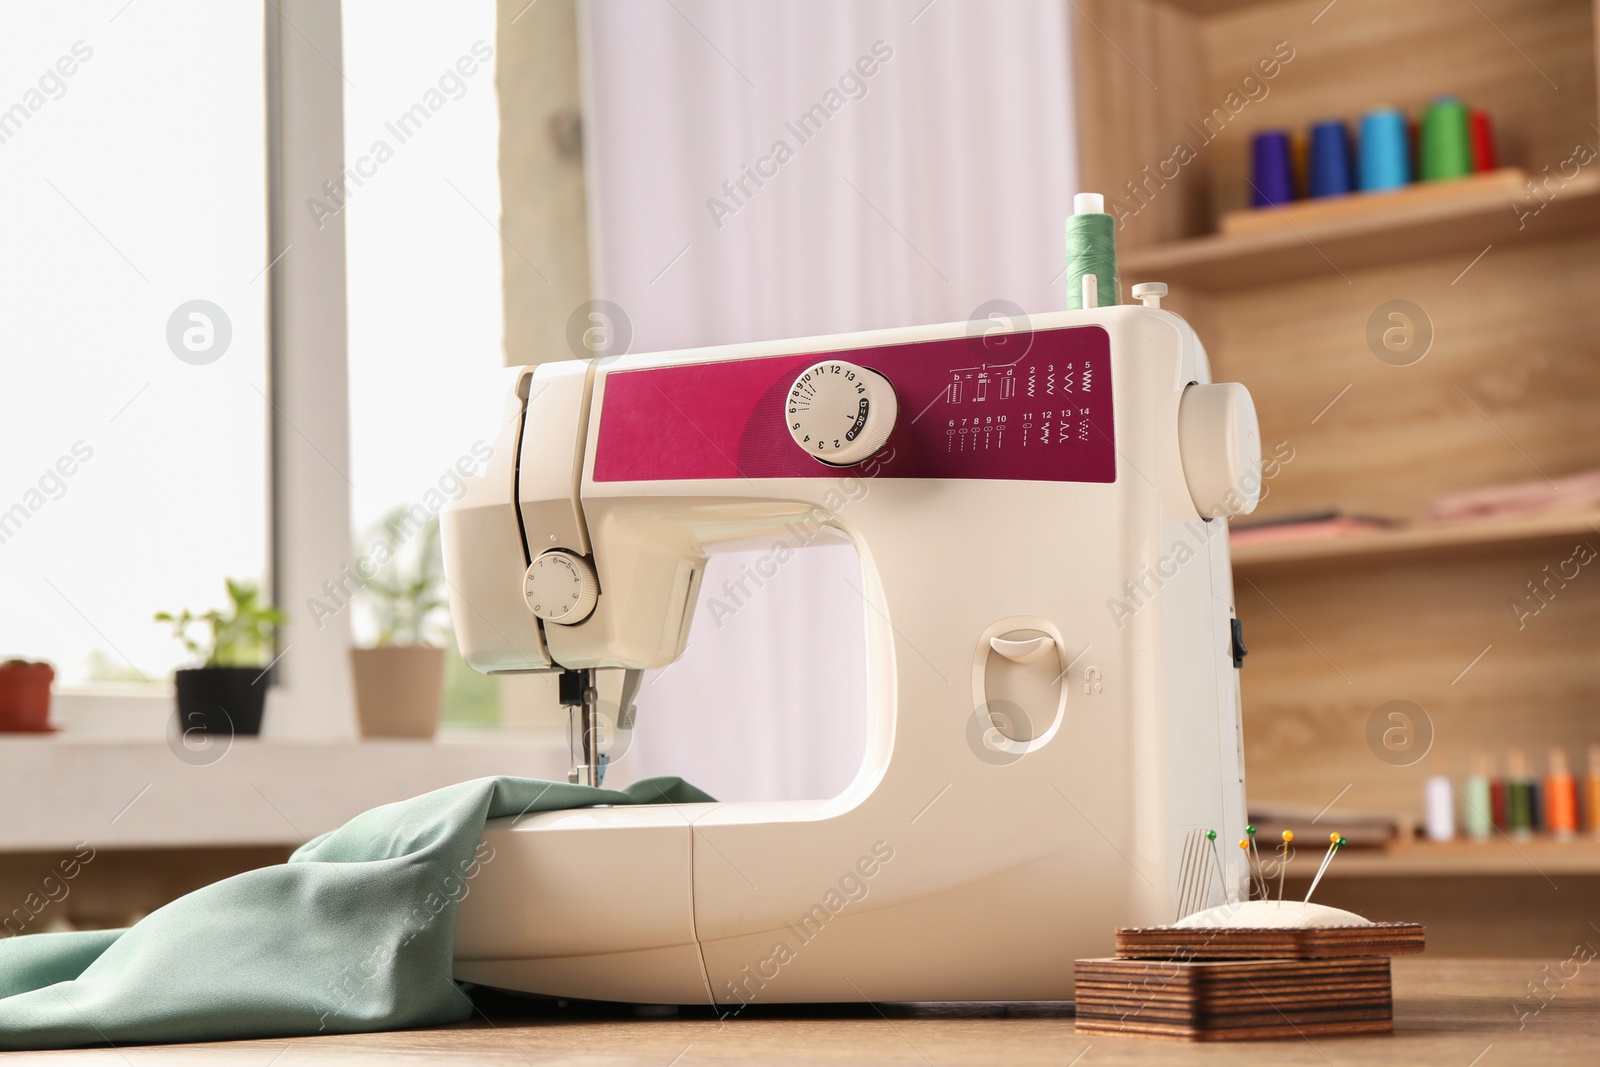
[1132,282,1167,309]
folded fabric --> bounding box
[0,775,712,1050]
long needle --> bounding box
[1246,824,1268,899]
[1176,829,1204,921]
[1277,830,1294,904]
[1304,833,1347,903]
[1206,830,1229,904]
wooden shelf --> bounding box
[1286,839,1600,878]
[1155,0,1281,12]
[1232,509,1600,571]
[1121,172,1600,290]
[1152,0,1286,11]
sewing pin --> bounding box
[1304,833,1348,903]
[1238,839,1254,900]
[1205,829,1229,904]
[1245,823,1269,899]
[1277,830,1294,903]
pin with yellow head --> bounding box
[1242,824,1268,900]
[1277,830,1294,903]
[1303,833,1348,903]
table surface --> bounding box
[9,958,1596,1065]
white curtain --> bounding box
[578,0,1077,800]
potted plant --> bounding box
[350,510,449,738]
[156,580,286,736]
[0,659,56,732]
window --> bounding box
[341,1,505,726]
[0,3,268,689]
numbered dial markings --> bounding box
[523,550,599,625]
[785,359,898,466]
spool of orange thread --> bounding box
[1545,747,1579,839]
[1290,130,1310,198]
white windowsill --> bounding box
[2,711,569,851]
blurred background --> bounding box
[2,0,1598,958]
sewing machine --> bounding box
[441,294,1260,1005]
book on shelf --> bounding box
[1230,512,1397,548]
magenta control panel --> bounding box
[592,325,1116,483]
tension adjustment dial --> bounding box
[784,359,898,466]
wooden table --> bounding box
[16,959,1597,1064]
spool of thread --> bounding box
[1308,120,1355,197]
[1469,109,1498,172]
[1546,747,1579,839]
[1291,130,1310,198]
[1586,745,1600,838]
[1358,108,1410,192]
[1463,754,1493,841]
[1424,775,1455,842]
[1250,130,1296,206]
[1421,96,1473,181]
[1490,771,1508,829]
[1066,193,1119,311]
[1507,748,1534,839]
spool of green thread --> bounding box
[1420,96,1473,181]
[1066,192,1119,311]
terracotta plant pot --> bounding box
[350,645,446,739]
[174,667,268,737]
[0,659,55,732]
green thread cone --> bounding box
[1066,209,1119,311]
[1421,96,1472,181]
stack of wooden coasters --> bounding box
[1074,923,1425,1040]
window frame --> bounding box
[56,0,356,739]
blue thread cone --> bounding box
[1309,120,1354,198]
[1250,129,1295,206]
[1359,108,1410,192]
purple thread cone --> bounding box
[1251,129,1294,206]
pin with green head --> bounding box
[1303,832,1347,904]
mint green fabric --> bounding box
[0,775,711,1050]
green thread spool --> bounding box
[1066,192,1119,311]
[1507,748,1534,838]
[1463,755,1493,840]
[1420,96,1472,181]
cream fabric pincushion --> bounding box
[1174,900,1372,929]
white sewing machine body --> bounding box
[443,304,1258,1005]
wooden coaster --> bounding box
[1075,956,1394,1040]
[1113,922,1425,961]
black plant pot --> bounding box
[174,667,267,737]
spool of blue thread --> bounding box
[1308,120,1354,198]
[1359,108,1410,192]
[1250,129,1295,206]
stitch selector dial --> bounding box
[524,550,598,625]
[785,359,898,466]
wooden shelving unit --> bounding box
[1074,0,1600,945]
[1232,509,1600,571]
[1300,839,1600,878]
[1122,172,1600,289]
